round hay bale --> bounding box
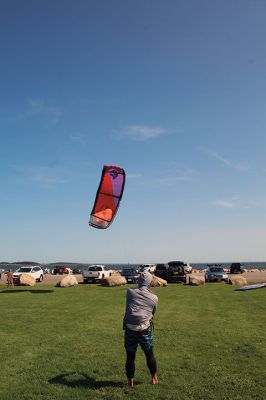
[19,273,36,286]
[151,276,167,287]
[102,275,127,287]
[229,275,247,286]
[189,276,205,286]
[57,275,78,288]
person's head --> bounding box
[138,272,153,288]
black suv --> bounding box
[155,264,168,280]
[167,261,187,283]
[230,263,244,274]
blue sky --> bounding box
[1,0,266,263]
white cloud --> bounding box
[28,98,44,113]
[150,161,196,187]
[127,173,142,179]
[70,133,88,144]
[203,148,250,171]
[212,200,235,208]
[25,98,62,124]
[122,125,168,141]
[152,176,189,186]
[12,164,67,186]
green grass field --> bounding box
[0,283,265,400]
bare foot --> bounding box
[151,373,158,385]
[128,378,134,388]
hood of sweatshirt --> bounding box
[138,272,153,288]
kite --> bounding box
[89,165,126,229]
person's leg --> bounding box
[125,351,136,387]
[144,347,158,384]
[139,328,158,384]
[124,328,138,387]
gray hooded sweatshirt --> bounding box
[124,272,158,330]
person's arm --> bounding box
[152,297,158,315]
[123,289,130,329]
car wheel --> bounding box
[38,275,43,282]
[102,274,105,279]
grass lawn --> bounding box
[0,282,265,400]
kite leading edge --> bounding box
[89,165,126,229]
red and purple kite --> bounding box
[89,165,126,229]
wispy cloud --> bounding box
[70,133,88,144]
[211,197,266,209]
[28,98,44,113]
[127,173,142,179]
[212,200,235,208]
[122,125,169,141]
[150,161,196,187]
[12,164,68,186]
[19,98,63,124]
[152,176,189,186]
[202,148,250,171]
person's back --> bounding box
[123,272,159,387]
[125,284,158,330]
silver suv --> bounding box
[205,266,228,282]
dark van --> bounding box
[230,263,244,274]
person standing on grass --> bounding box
[123,271,158,387]
[5,269,14,288]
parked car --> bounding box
[205,266,228,282]
[82,265,113,283]
[168,260,192,274]
[12,266,44,284]
[139,264,156,274]
[230,263,244,274]
[53,266,72,275]
[120,268,139,283]
[72,267,83,274]
[167,261,188,283]
[183,263,193,273]
[154,264,168,280]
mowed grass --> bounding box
[0,283,265,400]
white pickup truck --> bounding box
[82,265,113,283]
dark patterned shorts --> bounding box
[124,326,153,353]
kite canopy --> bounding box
[89,165,126,229]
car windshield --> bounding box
[156,264,165,269]
[121,269,135,275]
[168,262,184,267]
[17,267,32,273]
[89,266,103,271]
[209,268,224,272]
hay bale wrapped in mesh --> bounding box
[189,276,205,286]
[229,275,247,286]
[19,273,36,286]
[57,275,79,287]
[102,275,127,287]
[151,275,167,287]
